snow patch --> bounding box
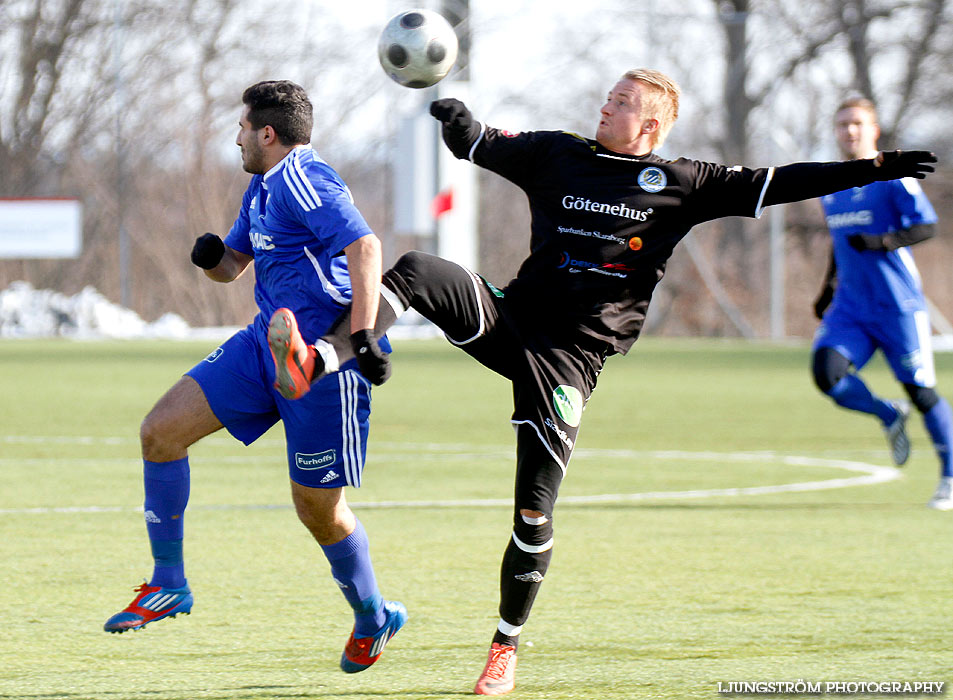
[0,281,191,339]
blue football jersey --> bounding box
[224,146,380,343]
[821,178,937,316]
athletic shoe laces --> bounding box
[484,646,514,680]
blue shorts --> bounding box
[813,302,937,387]
[186,325,371,488]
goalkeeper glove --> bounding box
[350,329,391,385]
[191,233,225,269]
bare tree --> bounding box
[2,0,950,334]
[0,0,387,325]
[476,0,953,337]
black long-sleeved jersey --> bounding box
[465,126,774,354]
[442,116,919,354]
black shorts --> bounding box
[386,253,608,473]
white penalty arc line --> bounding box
[0,449,900,515]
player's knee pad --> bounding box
[812,346,851,394]
[512,510,554,552]
[903,383,940,413]
[504,512,555,588]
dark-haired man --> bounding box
[103,81,405,674]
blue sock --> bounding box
[143,458,190,589]
[320,519,386,636]
[828,374,896,425]
[923,398,953,478]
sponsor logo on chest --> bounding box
[249,230,275,250]
[826,210,874,229]
[561,195,652,222]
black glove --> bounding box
[191,233,225,269]
[813,285,834,320]
[350,329,391,385]
[430,98,482,158]
[871,150,936,180]
[430,98,473,128]
[847,233,883,252]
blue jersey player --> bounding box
[103,81,406,671]
[812,97,953,510]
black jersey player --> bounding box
[266,69,936,695]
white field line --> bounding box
[0,437,901,515]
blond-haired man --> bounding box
[267,72,935,695]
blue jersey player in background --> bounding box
[103,81,406,671]
[811,96,953,510]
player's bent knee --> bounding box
[384,252,429,308]
[139,413,174,460]
[904,383,940,413]
[139,408,200,461]
[393,250,429,272]
[390,251,430,289]
[812,346,850,394]
[513,509,554,550]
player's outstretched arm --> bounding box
[190,232,252,282]
[763,150,937,207]
[430,98,482,159]
[871,150,937,179]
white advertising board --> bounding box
[0,198,83,259]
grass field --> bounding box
[1,337,951,700]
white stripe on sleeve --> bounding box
[753,166,775,219]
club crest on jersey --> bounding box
[637,167,667,193]
[552,385,583,428]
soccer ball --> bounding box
[378,9,459,88]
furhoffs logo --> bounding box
[295,450,337,470]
